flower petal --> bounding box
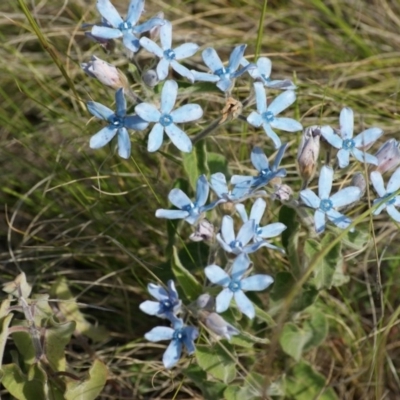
[165,124,192,152]
[272,143,288,171]
[339,107,354,139]
[195,175,209,206]
[271,117,302,132]
[314,209,326,234]
[182,327,198,354]
[156,58,170,81]
[330,187,361,208]
[251,146,269,172]
[228,44,246,72]
[233,291,255,319]
[174,43,199,59]
[352,148,377,165]
[235,204,248,222]
[263,123,282,148]
[87,101,114,121]
[161,80,178,114]
[117,127,131,159]
[135,103,161,122]
[124,115,149,130]
[205,265,230,286]
[147,283,168,300]
[217,234,235,253]
[257,222,286,238]
[241,274,274,291]
[215,288,234,313]
[353,127,383,148]
[249,198,266,224]
[168,188,192,209]
[96,0,123,28]
[89,126,118,149]
[159,20,172,50]
[126,0,144,24]
[171,104,203,123]
[247,111,263,127]
[320,126,343,149]
[253,82,267,114]
[139,300,161,316]
[387,167,400,193]
[231,253,250,281]
[115,88,126,117]
[326,209,352,229]
[268,90,296,116]
[163,340,182,369]
[122,31,140,53]
[155,209,189,219]
[236,220,256,246]
[256,57,272,79]
[147,123,164,152]
[370,171,386,197]
[387,204,400,222]
[91,26,122,40]
[191,70,220,82]
[211,173,228,197]
[300,189,320,209]
[337,148,350,168]
[318,165,333,199]
[171,61,194,82]
[139,37,163,57]
[221,215,235,244]
[202,47,224,72]
[145,326,174,342]
[216,78,233,92]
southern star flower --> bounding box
[204,253,274,319]
[300,165,362,233]
[87,88,148,159]
[320,107,383,168]
[135,80,203,152]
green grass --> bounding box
[1,0,400,398]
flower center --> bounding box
[383,192,396,205]
[342,139,355,150]
[160,300,172,312]
[228,280,241,292]
[261,74,271,83]
[119,21,133,31]
[262,110,275,123]
[214,67,230,78]
[319,198,333,212]
[229,239,242,249]
[163,48,176,61]
[173,329,184,341]
[182,202,195,212]
[159,113,173,127]
[110,115,123,127]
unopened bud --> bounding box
[373,139,400,174]
[271,183,293,201]
[81,56,127,90]
[199,311,239,340]
[142,69,159,87]
[196,293,215,310]
[149,12,164,41]
[297,126,321,189]
[189,219,214,242]
[350,173,366,197]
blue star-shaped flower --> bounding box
[144,318,198,369]
[320,107,383,168]
[139,280,181,321]
[235,198,286,252]
[135,80,202,152]
[230,144,287,191]
[204,253,274,319]
[247,82,302,148]
[240,57,296,90]
[156,175,212,225]
[87,88,148,159]
[191,45,255,92]
[300,166,362,234]
[370,168,400,222]
[90,0,164,53]
[139,20,198,82]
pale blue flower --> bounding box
[135,80,202,152]
[235,198,286,252]
[247,82,302,148]
[320,107,383,168]
[145,318,198,369]
[139,20,198,82]
[90,0,164,53]
[300,165,362,234]
[156,175,212,225]
[204,253,274,319]
[370,168,400,222]
[230,144,287,191]
[139,280,181,321]
[87,88,148,159]
[216,215,270,255]
[240,57,296,89]
[191,45,255,92]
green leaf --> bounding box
[171,246,202,302]
[279,323,313,361]
[0,310,13,367]
[207,152,229,176]
[65,359,108,400]
[182,151,199,191]
[196,343,236,383]
[270,272,295,302]
[303,309,329,351]
[285,360,338,400]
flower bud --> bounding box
[271,183,293,201]
[189,219,214,242]
[149,12,164,41]
[142,69,159,87]
[81,56,127,90]
[196,293,215,310]
[297,125,321,189]
[373,139,400,174]
[199,311,239,340]
[350,172,366,198]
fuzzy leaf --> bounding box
[279,323,312,361]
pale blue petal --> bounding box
[147,123,164,152]
[370,171,386,197]
[139,37,163,57]
[352,148,377,165]
[147,283,168,300]
[135,103,161,122]
[191,71,220,82]
[115,88,126,117]
[251,146,269,172]
[217,234,235,253]
[235,204,248,222]
[271,117,302,132]
[387,205,400,222]
[337,148,350,168]
[314,209,326,234]
[272,143,288,171]
[171,61,194,82]
[387,167,400,193]
[263,123,282,148]
[145,326,174,342]
[229,44,246,72]
[372,198,387,215]
[241,274,274,291]
[318,166,333,199]
[353,127,383,148]
[156,58,170,81]
[243,241,271,254]
[171,104,203,123]
[96,0,123,28]
[163,340,182,369]
[250,198,266,224]
[202,47,224,72]
[122,31,140,53]
[231,253,250,281]
[233,291,255,319]
[168,280,179,301]
[221,215,235,244]
[160,20,172,50]
[257,222,286,238]
[124,115,149,130]
[230,175,252,186]
[236,220,255,246]
[182,327,198,354]
[231,64,255,78]
[300,189,320,208]
[87,101,114,121]
[330,187,361,208]
[161,80,178,114]
[174,43,199,59]
[117,127,131,159]
[90,126,117,149]
[165,124,192,152]
[211,173,228,197]
[196,175,209,206]
[253,240,285,253]
[253,82,267,114]
[216,288,234,313]
[205,265,230,286]
[133,18,165,35]
[268,90,296,116]
[216,79,233,92]
[247,111,263,127]
[126,0,144,24]
[267,79,296,90]
[320,126,343,149]
[155,209,188,219]
[339,107,354,139]
[139,300,161,315]
[168,188,191,209]
[326,209,352,229]
[257,57,271,79]
[91,26,122,39]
